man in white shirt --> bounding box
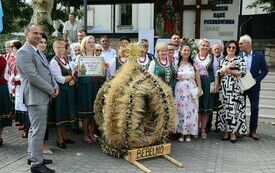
[99,35,116,67]
[100,35,116,62]
[63,13,82,44]
[170,33,181,60]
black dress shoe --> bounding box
[28,159,53,165]
[56,141,67,149]
[31,164,55,173]
[64,138,75,144]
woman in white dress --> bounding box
[174,44,203,142]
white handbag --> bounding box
[239,71,256,93]
[189,87,199,99]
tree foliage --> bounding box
[247,0,275,13]
[1,0,82,33]
[2,0,32,33]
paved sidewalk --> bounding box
[1,123,275,173]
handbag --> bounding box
[239,71,256,93]
[190,87,203,99]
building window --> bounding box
[120,4,132,26]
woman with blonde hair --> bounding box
[148,42,176,92]
[75,35,106,143]
[49,40,76,149]
[193,38,214,139]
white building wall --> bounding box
[87,4,154,33]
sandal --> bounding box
[84,137,93,144]
[43,149,53,154]
[185,136,191,142]
[178,137,184,142]
[201,130,207,139]
[89,135,97,143]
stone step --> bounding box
[260,87,275,97]
[247,96,275,105]
[261,81,275,88]
[246,114,275,123]
[263,71,275,81]
[246,104,275,115]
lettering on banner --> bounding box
[202,0,238,39]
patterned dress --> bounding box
[193,54,214,115]
[217,56,247,134]
[174,63,198,135]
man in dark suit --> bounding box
[239,35,269,140]
[16,23,58,173]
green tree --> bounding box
[247,0,275,13]
[1,0,82,33]
[2,0,32,33]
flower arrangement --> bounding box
[181,36,198,56]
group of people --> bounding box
[0,21,269,173]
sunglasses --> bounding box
[96,49,103,51]
[227,46,236,50]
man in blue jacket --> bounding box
[239,35,269,140]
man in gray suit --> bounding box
[16,23,58,173]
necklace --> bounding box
[119,57,127,64]
[138,56,146,63]
[198,54,207,61]
[227,56,235,62]
[157,58,168,68]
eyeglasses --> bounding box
[227,46,236,50]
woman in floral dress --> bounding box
[174,44,202,142]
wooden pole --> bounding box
[163,155,184,168]
[124,155,151,173]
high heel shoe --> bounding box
[222,132,229,140]
[230,132,237,143]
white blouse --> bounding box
[50,58,71,84]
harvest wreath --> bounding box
[94,43,176,157]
